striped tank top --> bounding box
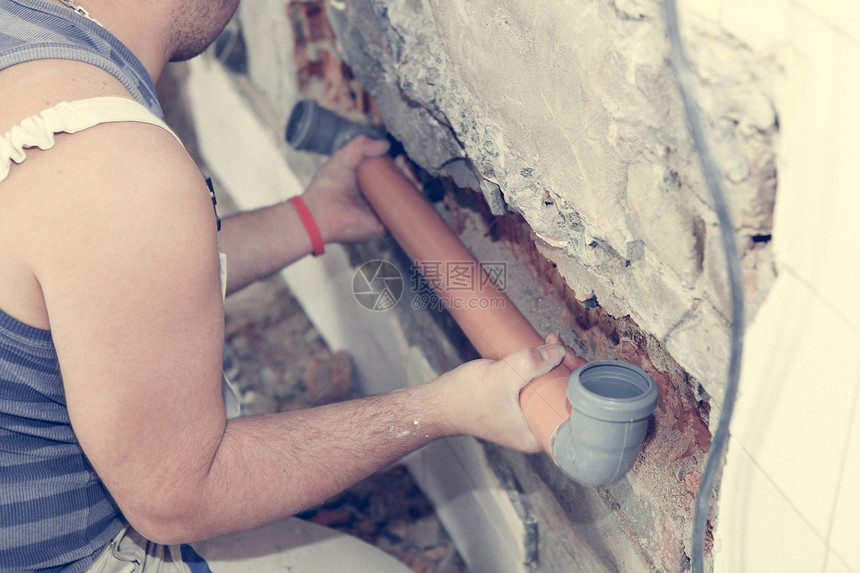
[0,1,164,570]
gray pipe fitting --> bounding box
[285,99,386,155]
[551,360,658,486]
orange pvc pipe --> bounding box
[356,156,587,453]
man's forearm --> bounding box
[132,381,450,544]
[218,201,312,295]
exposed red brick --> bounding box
[287,0,377,117]
[320,49,357,111]
[287,2,311,47]
[288,1,336,45]
[306,3,335,42]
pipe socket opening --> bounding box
[572,362,658,421]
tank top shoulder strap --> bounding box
[1,97,182,183]
[40,97,180,141]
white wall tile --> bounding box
[773,5,860,331]
[792,0,860,41]
[730,271,860,536]
[721,0,790,53]
[826,389,860,570]
[824,550,855,573]
[715,443,828,572]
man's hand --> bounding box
[431,343,567,453]
[302,135,392,245]
[218,136,393,293]
[219,134,423,294]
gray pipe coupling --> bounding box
[285,99,386,156]
[551,360,658,486]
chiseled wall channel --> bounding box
[178,0,859,571]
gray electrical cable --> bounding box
[662,1,746,572]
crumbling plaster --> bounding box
[326,0,779,406]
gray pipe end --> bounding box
[285,99,386,156]
[551,360,658,486]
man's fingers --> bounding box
[544,332,562,346]
[331,135,390,170]
[543,332,586,371]
[362,137,391,158]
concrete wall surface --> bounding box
[178,0,860,571]
[325,0,779,405]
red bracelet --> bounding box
[289,196,325,257]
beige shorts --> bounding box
[86,526,194,573]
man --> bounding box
[0,0,568,570]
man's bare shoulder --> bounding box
[36,117,217,279]
[0,112,217,329]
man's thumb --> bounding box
[501,344,566,388]
[536,343,566,366]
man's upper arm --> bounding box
[31,122,228,523]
